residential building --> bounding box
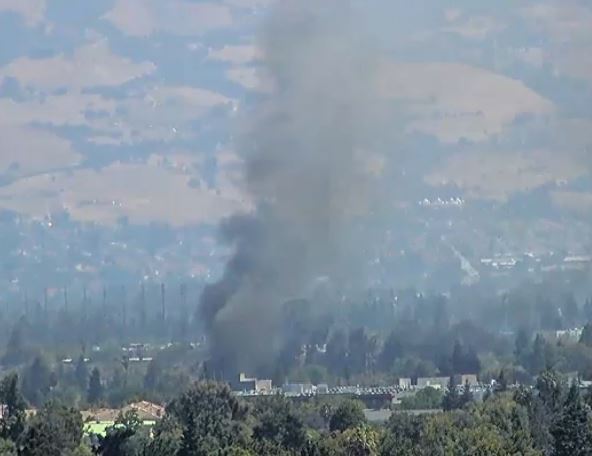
[397,378,412,389]
[416,377,450,390]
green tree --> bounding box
[22,355,53,406]
[515,328,530,365]
[329,400,366,433]
[74,355,88,391]
[419,413,462,454]
[96,410,147,456]
[530,335,547,374]
[339,425,378,456]
[145,415,182,456]
[19,401,83,456]
[143,359,161,391]
[0,438,16,456]
[378,332,402,371]
[166,381,251,455]
[252,395,306,452]
[326,330,348,376]
[552,383,592,456]
[460,381,474,407]
[87,367,103,405]
[70,444,93,456]
[2,318,29,367]
[515,373,560,454]
[442,376,460,411]
[451,340,480,375]
[563,293,580,327]
[580,323,592,347]
[399,387,442,410]
[348,328,377,374]
[452,340,464,375]
[457,424,506,456]
[496,368,508,393]
[536,368,565,414]
[477,394,540,455]
[584,299,592,323]
[0,373,26,443]
[379,413,422,456]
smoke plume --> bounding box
[199,0,393,376]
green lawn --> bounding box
[84,420,156,436]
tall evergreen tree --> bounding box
[552,383,592,456]
[87,367,103,405]
[530,334,547,374]
[460,381,474,407]
[22,355,52,406]
[563,293,580,327]
[166,381,250,455]
[2,318,28,366]
[75,355,88,391]
[143,359,161,391]
[584,298,592,323]
[496,368,508,393]
[536,368,565,414]
[252,395,307,451]
[95,410,148,456]
[451,340,464,375]
[580,323,592,347]
[451,340,480,375]
[329,400,367,433]
[514,328,530,364]
[0,373,26,443]
[378,332,402,371]
[442,376,460,411]
[19,401,83,456]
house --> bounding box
[124,401,165,420]
[255,379,273,393]
[556,328,583,344]
[235,373,273,393]
[397,378,412,389]
[541,328,583,345]
[316,384,329,394]
[416,377,450,390]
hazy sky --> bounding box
[0,0,590,227]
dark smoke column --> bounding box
[199,0,385,379]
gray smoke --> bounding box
[199,0,394,375]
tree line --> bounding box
[0,368,590,455]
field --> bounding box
[84,420,156,436]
